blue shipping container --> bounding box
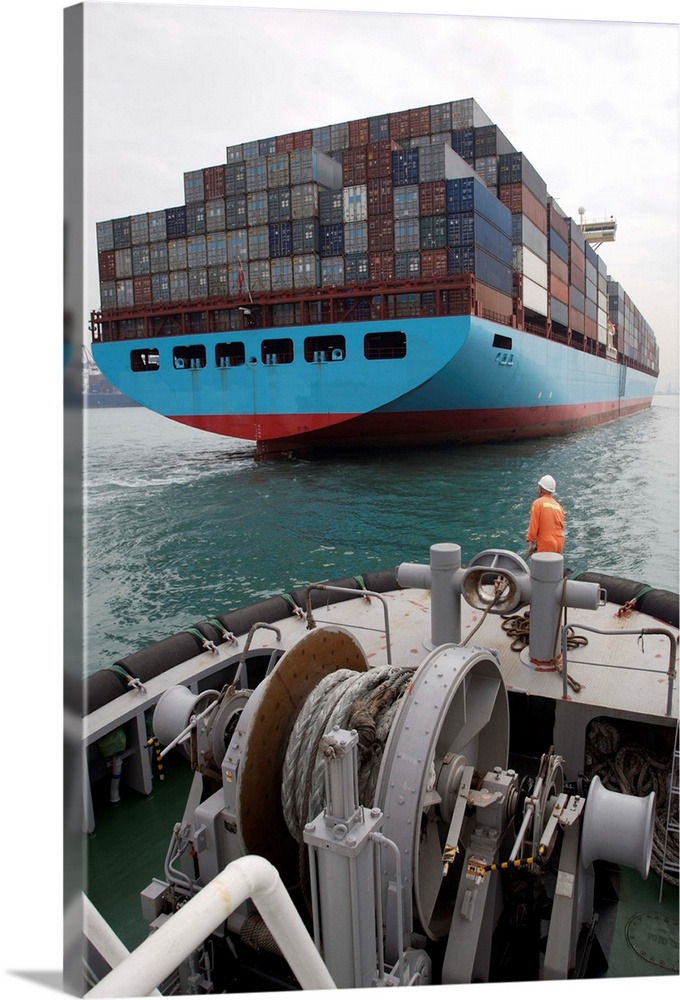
[320,224,344,257]
[392,148,420,186]
[269,223,293,258]
[447,245,513,295]
[446,178,511,235]
[447,211,512,265]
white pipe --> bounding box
[81,895,163,997]
[85,856,335,997]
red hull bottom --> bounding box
[171,396,653,458]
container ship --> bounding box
[90,98,659,457]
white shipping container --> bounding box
[513,214,548,262]
[522,275,548,316]
[343,184,368,222]
[597,307,608,346]
[512,245,548,289]
[114,248,133,279]
[116,278,134,307]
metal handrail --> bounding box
[304,584,393,664]
[560,623,677,715]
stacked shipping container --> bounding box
[96,97,658,372]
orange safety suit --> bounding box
[526,493,565,553]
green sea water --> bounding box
[81,395,679,673]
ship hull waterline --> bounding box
[92,314,657,456]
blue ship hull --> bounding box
[92,314,656,456]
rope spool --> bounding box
[281,665,414,841]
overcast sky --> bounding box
[72,0,679,384]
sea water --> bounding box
[81,396,678,673]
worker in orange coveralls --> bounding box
[526,475,565,554]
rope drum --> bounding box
[281,665,415,841]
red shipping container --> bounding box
[368,215,394,252]
[276,132,296,153]
[418,180,447,216]
[99,250,116,281]
[293,129,313,150]
[409,106,431,137]
[569,243,585,272]
[549,274,569,304]
[367,177,393,216]
[420,249,448,279]
[547,201,569,242]
[367,140,401,179]
[342,148,368,186]
[570,306,584,334]
[389,111,410,141]
[203,165,226,200]
[498,183,547,234]
[133,275,153,306]
[584,315,597,339]
[476,283,514,322]
[570,263,585,293]
[369,252,395,283]
[549,250,568,284]
[348,118,370,148]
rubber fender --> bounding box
[289,575,365,611]
[360,567,400,593]
[216,595,295,637]
[114,631,209,686]
[574,572,679,628]
[189,620,225,644]
[84,667,137,715]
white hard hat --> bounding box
[538,475,556,493]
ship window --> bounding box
[130,348,160,372]
[303,335,346,363]
[172,345,206,370]
[261,338,293,365]
[492,334,513,350]
[364,331,406,360]
[215,342,246,368]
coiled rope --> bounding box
[585,719,679,885]
[500,578,588,692]
[281,665,414,843]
